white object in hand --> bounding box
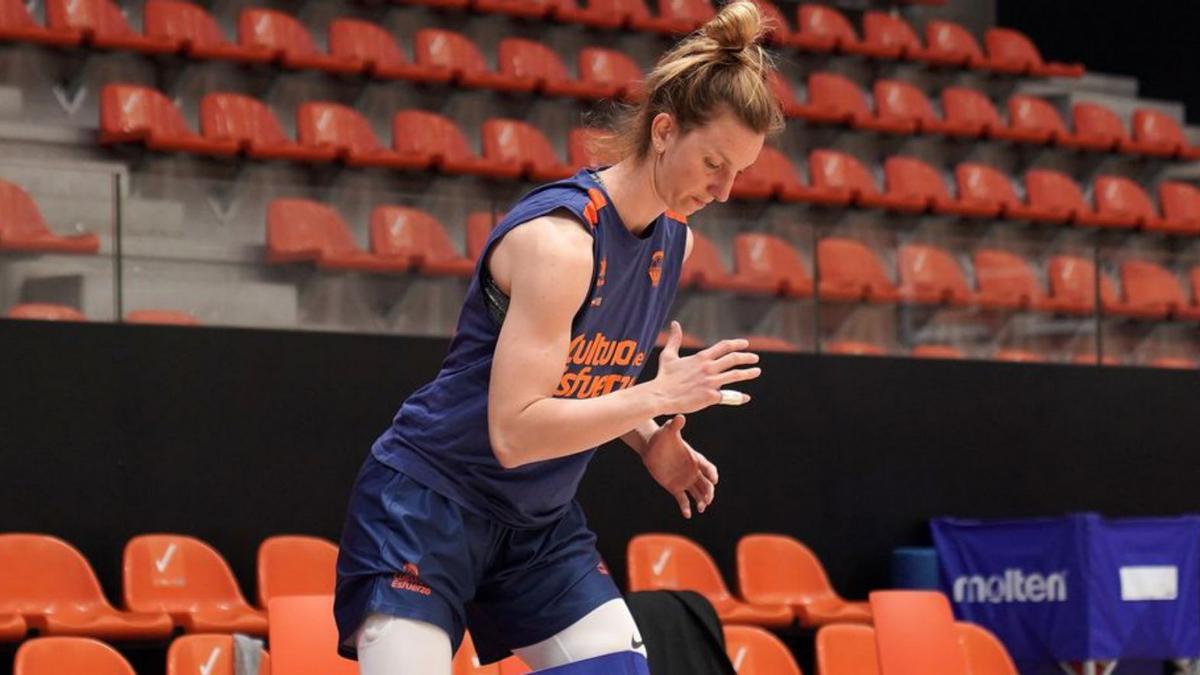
[719,389,748,406]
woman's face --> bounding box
[652,109,765,216]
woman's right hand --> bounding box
[650,321,762,414]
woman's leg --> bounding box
[511,599,647,670]
[355,613,453,675]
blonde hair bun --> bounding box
[701,0,765,52]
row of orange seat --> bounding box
[0,533,335,641]
[770,73,1200,160]
[4,304,200,324]
[0,0,1078,81]
[736,150,1200,232]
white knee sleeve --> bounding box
[513,599,647,671]
[355,613,453,675]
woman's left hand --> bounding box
[640,414,718,519]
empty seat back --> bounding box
[1072,102,1128,144]
[297,102,384,155]
[144,0,227,48]
[414,28,490,75]
[870,590,968,675]
[627,533,732,603]
[498,37,570,84]
[1161,182,1200,225]
[737,533,841,606]
[898,244,971,304]
[47,0,137,37]
[807,72,872,119]
[810,149,880,196]
[874,80,937,127]
[200,92,291,147]
[239,7,319,58]
[862,12,920,54]
[1007,95,1068,137]
[1120,260,1189,311]
[393,109,477,163]
[798,3,858,46]
[267,596,357,675]
[15,637,135,675]
[328,18,405,70]
[1025,169,1087,217]
[884,156,950,203]
[481,118,560,168]
[734,233,812,295]
[100,83,194,142]
[941,87,1002,131]
[956,163,1021,210]
[0,534,111,616]
[167,634,271,675]
[370,206,463,263]
[257,535,338,607]
[817,623,880,675]
[925,20,984,62]
[266,198,361,262]
[6,303,87,321]
[1132,108,1189,151]
[1047,255,1119,309]
[723,625,802,675]
[1094,176,1159,222]
[124,534,253,614]
[818,237,896,298]
[680,230,734,287]
[956,622,1018,675]
[973,248,1046,305]
[577,47,643,91]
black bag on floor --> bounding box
[626,590,736,675]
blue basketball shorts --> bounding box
[333,454,622,665]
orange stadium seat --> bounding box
[257,535,338,607]
[370,206,476,277]
[1120,260,1200,320]
[568,126,604,168]
[809,150,923,211]
[723,625,803,675]
[994,348,1046,363]
[0,0,80,45]
[1007,95,1108,150]
[1071,102,1141,154]
[482,118,574,180]
[144,0,272,63]
[200,93,336,163]
[15,637,136,675]
[897,243,973,306]
[796,4,895,58]
[748,0,794,47]
[870,591,968,675]
[474,0,561,20]
[1159,182,1200,234]
[797,73,915,133]
[816,623,880,675]
[655,329,705,349]
[679,231,767,294]
[873,80,958,135]
[1131,109,1200,159]
[817,237,899,303]
[627,534,792,627]
[1149,357,1198,370]
[1092,176,1162,229]
[730,146,813,202]
[6,303,88,321]
[911,344,965,359]
[167,633,271,675]
[826,340,886,356]
[1046,255,1106,315]
[0,534,172,639]
[985,27,1083,77]
[100,84,240,156]
[957,622,1018,675]
[124,534,268,635]
[327,18,451,83]
[862,11,926,61]
[924,20,988,69]
[414,29,535,92]
[0,180,100,253]
[237,8,360,73]
[768,72,805,118]
[1024,169,1130,228]
[630,0,713,35]
[745,335,802,353]
[972,248,1054,312]
[881,156,995,217]
[733,233,813,297]
[737,533,871,627]
[939,87,1009,140]
[0,613,25,640]
[45,0,176,53]
[267,596,357,675]
[577,47,643,100]
[467,212,500,262]
[266,198,408,272]
[392,111,520,178]
[953,163,1050,221]
[297,102,422,168]
[498,38,611,100]
[549,0,630,30]
[125,309,201,325]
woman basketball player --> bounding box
[335,2,784,672]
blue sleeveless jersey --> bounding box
[371,170,688,529]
